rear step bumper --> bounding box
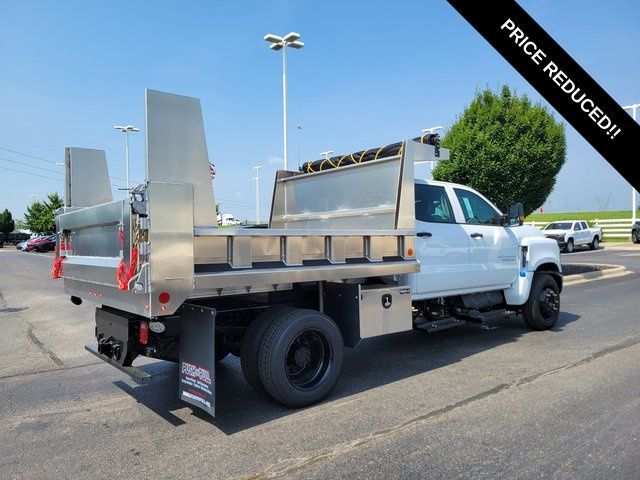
[85,344,152,384]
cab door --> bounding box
[411,183,473,298]
[451,187,519,290]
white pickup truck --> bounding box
[54,90,563,417]
[542,220,602,253]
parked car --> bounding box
[26,235,57,252]
[34,235,57,252]
[16,240,29,250]
[543,220,602,253]
[632,221,640,244]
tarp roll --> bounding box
[300,134,440,173]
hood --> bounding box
[542,229,567,236]
[509,225,545,241]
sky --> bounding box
[0,0,639,221]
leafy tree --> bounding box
[24,193,64,234]
[0,209,15,236]
[433,85,566,216]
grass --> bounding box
[525,210,639,242]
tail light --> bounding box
[139,320,149,345]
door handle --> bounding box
[470,232,483,238]
[417,231,432,237]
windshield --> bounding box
[545,222,572,230]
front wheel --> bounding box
[590,236,600,250]
[258,309,343,408]
[563,239,574,253]
[522,273,560,331]
[632,231,640,244]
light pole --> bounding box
[422,126,444,176]
[114,125,140,190]
[296,124,302,169]
[264,32,304,171]
[253,165,263,225]
[622,103,639,223]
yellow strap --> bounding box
[359,149,368,163]
[337,154,348,167]
[374,146,385,160]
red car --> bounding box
[26,235,57,252]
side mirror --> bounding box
[507,203,524,226]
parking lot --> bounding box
[1,245,639,479]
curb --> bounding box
[563,264,633,287]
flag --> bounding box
[209,162,216,180]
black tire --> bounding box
[215,334,230,363]
[522,273,560,331]
[563,239,574,253]
[589,236,599,250]
[240,306,296,393]
[258,309,343,408]
[632,230,640,244]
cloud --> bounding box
[268,156,283,166]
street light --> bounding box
[114,125,140,190]
[320,150,334,160]
[296,124,302,169]
[622,103,639,223]
[253,165,263,225]
[264,31,305,171]
[422,126,444,176]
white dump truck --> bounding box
[54,90,562,417]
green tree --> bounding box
[433,85,566,216]
[23,193,64,234]
[0,209,15,236]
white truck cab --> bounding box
[406,179,562,333]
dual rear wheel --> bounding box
[241,307,344,407]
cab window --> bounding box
[454,188,499,225]
[574,223,582,231]
[581,222,589,229]
[415,184,454,223]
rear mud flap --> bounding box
[178,304,216,417]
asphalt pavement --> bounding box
[0,245,639,479]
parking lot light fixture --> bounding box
[320,151,334,160]
[264,32,304,171]
[114,125,140,190]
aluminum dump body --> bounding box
[55,90,446,318]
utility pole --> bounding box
[253,165,262,225]
[622,103,639,223]
[264,32,305,171]
[114,125,140,190]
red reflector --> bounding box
[139,321,149,345]
[158,292,170,304]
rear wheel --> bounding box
[522,273,560,331]
[563,239,574,253]
[215,334,230,363]
[240,306,296,393]
[258,309,343,408]
[590,236,600,250]
[632,230,640,244]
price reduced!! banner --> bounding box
[446,0,640,191]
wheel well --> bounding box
[535,263,563,292]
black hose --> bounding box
[300,134,440,173]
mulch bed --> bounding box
[562,264,617,276]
